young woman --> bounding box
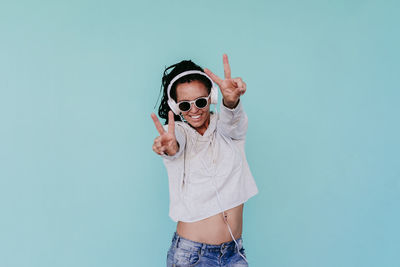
[151,54,258,266]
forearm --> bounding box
[218,100,248,140]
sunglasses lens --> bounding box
[195,98,208,108]
[178,102,191,112]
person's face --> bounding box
[176,80,210,133]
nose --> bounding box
[190,103,199,113]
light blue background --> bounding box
[1,0,399,266]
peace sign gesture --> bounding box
[204,54,246,109]
[151,111,179,156]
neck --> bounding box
[194,114,210,136]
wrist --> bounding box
[223,98,240,109]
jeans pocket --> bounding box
[173,247,201,266]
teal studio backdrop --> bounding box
[0,0,399,266]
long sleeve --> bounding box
[217,100,248,140]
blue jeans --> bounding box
[167,232,248,267]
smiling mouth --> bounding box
[190,115,201,119]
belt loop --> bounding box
[174,234,180,248]
[200,243,206,256]
[237,238,243,252]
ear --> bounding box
[210,85,218,104]
[167,98,180,115]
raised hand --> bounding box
[151,111,179,156]
[204,54,246,109]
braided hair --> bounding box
[158,60,212,125]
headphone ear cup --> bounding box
[168,99,180,115]
[210,86,218,105]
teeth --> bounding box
[191,115,200,119]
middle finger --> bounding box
[223,54,231,79]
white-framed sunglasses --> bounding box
[177,95,211,112]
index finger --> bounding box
[223,54,231,79]
[151,113,165,135]
[167,111,175,135]
[204,68,223,87]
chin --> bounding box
[186,118,202,127]
[189,120,204,128]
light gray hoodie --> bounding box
[162,102,258,222]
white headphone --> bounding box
[167,70,218,115]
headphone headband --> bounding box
[167,70,213,100]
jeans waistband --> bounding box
[171,232,243,253]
